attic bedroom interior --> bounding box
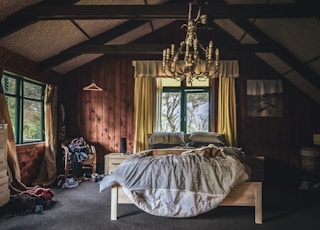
[0,0,320,229]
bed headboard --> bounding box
[146,132,225,149]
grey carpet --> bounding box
[0,181,319,230]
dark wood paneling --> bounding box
[2,19,319,183]
[60,52,320,177]
[60,55,136,172]
[16,143,45,186]
[236,53,320,169]
[61,52,320,176]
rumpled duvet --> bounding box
[99,146,250,218]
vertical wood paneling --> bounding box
[60,53,320,174]
[120,57,127,148]
[2,22,319,182]
[114,56,121,152]
[108,56,116,153]
[102,66,110,152]
[95,61,104,152]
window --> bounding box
[160,78,211,133]
[1,72,45,144]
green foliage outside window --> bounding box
[161,78,211,133]
[1,72,45,144]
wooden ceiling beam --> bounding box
[66,44,274,54]
[39,20,150,72]
[1,3,318,38]
[21,4,319,20]
[233,19,320,89]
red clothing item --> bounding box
[19,187,54,200]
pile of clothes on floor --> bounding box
[2,187,55,216]
[56,173,105,189]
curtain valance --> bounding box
[132,60,239,78]
[217,60,239,78]
[132,60,165,78]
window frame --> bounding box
[162,80,212,133]
[1,71,45,144]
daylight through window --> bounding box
[160,78,211,133]
[1,72,45,144]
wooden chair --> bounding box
[61,140,97,178]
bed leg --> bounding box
[255,183,262,224]
[111,186,118,220]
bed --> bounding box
[100,132,263,224]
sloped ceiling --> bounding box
[0,0,319,103]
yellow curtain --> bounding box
[34,84,58,187]
[132,61,164,152]
[217,61,239,147]
[0,69,29,194]
[133,77,154,152]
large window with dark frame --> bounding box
[1,71,45,144]
[160,78,211,133]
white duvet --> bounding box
[100,146,250,217]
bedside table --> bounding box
[104,153,130,174]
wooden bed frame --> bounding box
[110,181,262,224]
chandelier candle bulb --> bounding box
[215,48,219,61]
[209,40,213,49]
[162,49,166,62]
[171,44,175,56]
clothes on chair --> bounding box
[67,137,92,178]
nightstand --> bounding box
[104,153,130,174]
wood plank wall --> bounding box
[61,51,320,175]
[2,21,319,182]
[60,55,136,172]
[16,143,45,186]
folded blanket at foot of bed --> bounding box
[100,146,250,218]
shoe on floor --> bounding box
[63,178,79,188]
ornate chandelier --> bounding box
[162,2,219,84]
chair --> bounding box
[61,139,97,179]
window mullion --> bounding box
[181,89,186,133]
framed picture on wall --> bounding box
[247,80,283,117]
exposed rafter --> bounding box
[0,3,318,38]
[233,19,320,89]
[66,44,274,54]
[1,0,319,93]
[39,20,150,72]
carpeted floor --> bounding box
[0,180,319,230]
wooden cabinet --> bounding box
[104,153,130,175]
[0,124,9,207]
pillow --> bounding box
[188,132,226,145]
[187,141,224,148]
[148,132,185,147]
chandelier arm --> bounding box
[194,6,201,22]
[194,29,206,52]
[188,2,192,20]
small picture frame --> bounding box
[247,80,283,117]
